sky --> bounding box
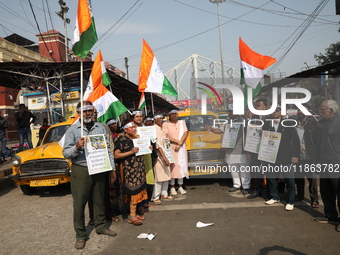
[0,0,339,99]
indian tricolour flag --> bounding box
[84,50,128,122]
[239,37,276,99]
[72,0,98,59]
[138,39,178,97]
[138,92,146,110]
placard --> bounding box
[137,126,157,140]
[133,138,152,156]
[163,138,175,163]
[258,131,282,164]
[221,124,240,148]
[84,134,113,175]
[244,126,262,153]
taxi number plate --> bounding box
[30,179,60,187]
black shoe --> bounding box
[242,189,250,195]
[247,191,259,199]
[336,224,340,232]
[229,187,240,192]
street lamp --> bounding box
[209,0,226,84]
[56,0,70,62]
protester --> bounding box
[314,100,340,231]
[62,101,117,249]
[36,118,50,147]
[151,114,172,204]
[144,117,154,126]
[247,99,267,199]
[132,110,154,214]
[0,114,8,162]
[15,103,37,151]
[262,105,300,211]
[114,119,148,226]
[294,105,319,208]
[209,104,251,194]
[162,109,188,195]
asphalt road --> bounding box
[0,178,339,255]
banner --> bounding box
[84,134,112,175]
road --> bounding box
[0,178,339,255]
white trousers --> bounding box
[229,163,251,189]
[151,181,169,200]
[170,178,183,186]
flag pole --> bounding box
[150,92,155,115]
[80,59,84,137]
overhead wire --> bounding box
[45,0,56,32]
[42,0,50,33]
[19,0,37,31]
[269,0,330,72]
[107,0,272,64]
[228,0,337,25]
[94,0,145,49]
[27,0,56,62]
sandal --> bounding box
[311,201,319,208]
[136,215,146,220]
[153,199,162,205]
[160,195,174,200]
[128,217,143,226]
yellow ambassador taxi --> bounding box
[177,109,227,177]
[9,119,73,195]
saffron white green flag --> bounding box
[239,37,276,105]
[138,92,146,110]
[239,37,276,90]
[84,51,128,123]
[138,39,178,97]
[72,0,98,59]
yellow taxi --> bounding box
[9,119,73,195]
[177,109,227,177]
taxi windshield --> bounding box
[178,115,215,131]
[42,125,70,144]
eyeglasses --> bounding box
[275,108,281,112]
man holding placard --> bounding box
[260,105,300,211]
[62,101,117,249]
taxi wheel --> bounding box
[20,185,37,195]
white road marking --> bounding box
[151,201,316,211]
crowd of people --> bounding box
[62,99,340,249]
[62,101,189,249]
[209,99,340,231]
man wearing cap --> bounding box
[210,104,251,194]
[63,101,117,249]
[262,105,300,211]
[163,109,188,195]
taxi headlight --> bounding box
[11,155,21,167]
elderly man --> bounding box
[62,101,117,249]
[315,100,340,232]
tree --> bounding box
[314,41,340,74]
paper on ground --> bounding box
[196,221,214,228]
[137,233,156,240]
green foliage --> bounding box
[314,41,340,66]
